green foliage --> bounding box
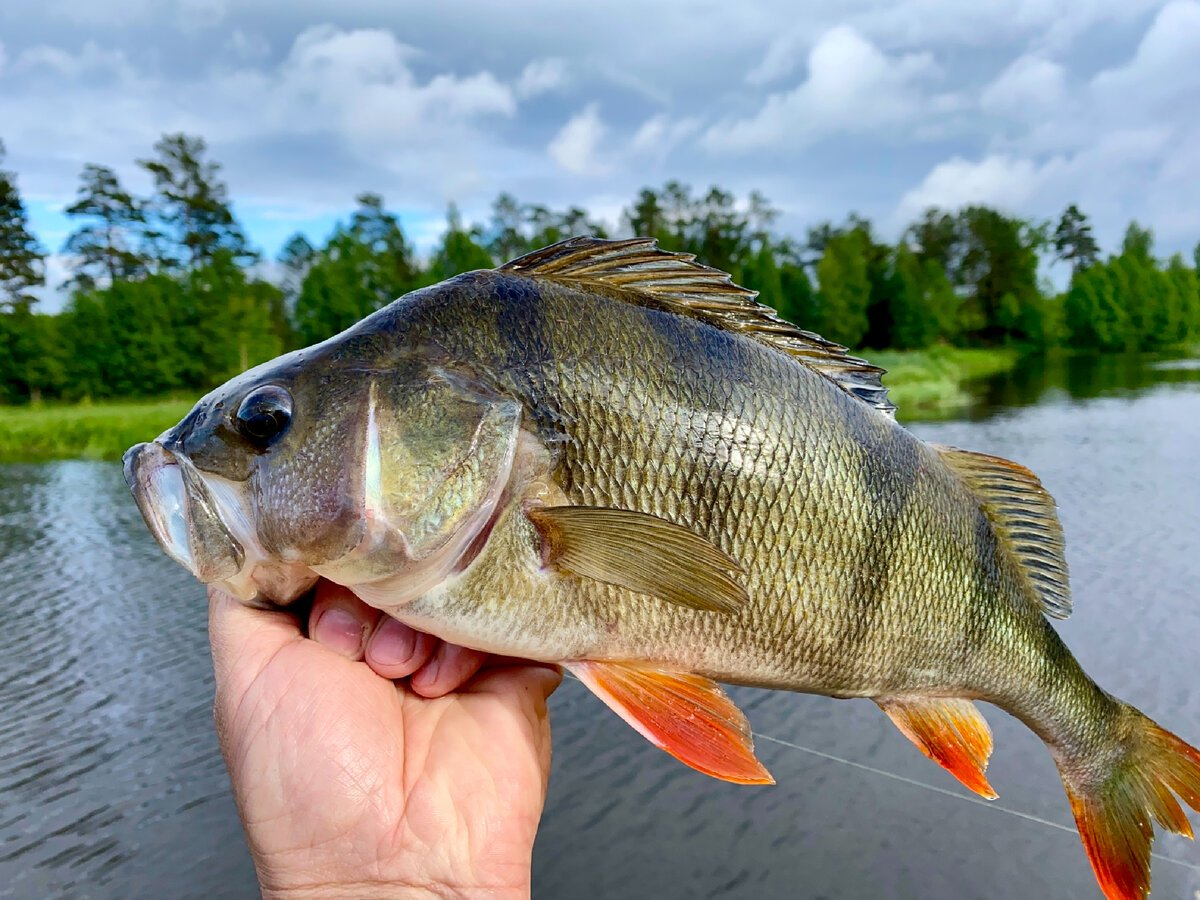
[891,247,944,349]
[429,204,494,282]
[0,140,45,311]
[815,232,871,347]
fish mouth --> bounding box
[125,442,319,607]
[123,441,245,584]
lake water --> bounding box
[2,353,1200,899]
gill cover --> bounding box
[277,372,524,600]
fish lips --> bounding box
[124,441,245,584]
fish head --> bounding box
[124,338,523,610]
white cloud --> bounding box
[629,114,701,161]
[177,0,227,30]
[980,55,1067,117]
[704,26,942,152]
[897,155,1045,220]
[516,57,568,98]
[13,41,135,81]
[547,103,608,175]
[0,24,519,210]
[745,26,810,85]
[224,29,270,61]
[1089,0,1200,117]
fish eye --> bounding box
[235,385,293,448]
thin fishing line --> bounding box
[562,672,1200,873]
[752,731,1200,875]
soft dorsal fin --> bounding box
[934,444,1071,619]
[499,236,896,417]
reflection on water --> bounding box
[1,352,1199,899]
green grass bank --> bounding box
[0,398,194,465]
[868,345,1018,418]
[0,346,1018,464]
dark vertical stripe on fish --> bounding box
[839,412,922,658]
[962,511,1002,660]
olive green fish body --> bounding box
[385,272,1044,704]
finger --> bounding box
[410,642,489,698]
[364,617,438,680]
[307,581,381,661]
[470,663,564,702]
[208,585,302,696]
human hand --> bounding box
[207,580,561,899]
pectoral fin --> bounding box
[566,660,774,785]
[527,505,747,614]
[877,696,998,799]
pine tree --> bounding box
[139,133,254,269]
[1053,204,1100,274]
[486,193,528,261]
[349,192,418,301]
[277,233,316,301]
[62,163,148,289]
[0,140,46,311]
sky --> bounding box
[2,0,1199,310]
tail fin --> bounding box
[1058,706,1200,900]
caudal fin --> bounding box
[1058,707,1200,900]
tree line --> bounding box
[1,133,1198,405]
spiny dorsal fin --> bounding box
[934,444,1071,619]
[499,236,896,417]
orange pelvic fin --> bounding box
[877,696,998,799]
[1059,714,1200,900]
[566,660,774,785]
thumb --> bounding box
[207,585,302,702]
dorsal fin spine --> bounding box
[499,236,896,417]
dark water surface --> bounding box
[2,353,1199,899]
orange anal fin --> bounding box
[877,697,998,800]
[566,660,774,785]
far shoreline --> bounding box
[0,346,1021,465]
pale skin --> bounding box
[208,580,562,899]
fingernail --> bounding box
[316,607,365,658]
[417,655,440,687]
[370,618,417,667]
